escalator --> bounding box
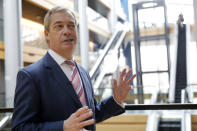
[90,29,128,100]
[159,118,181,131]
[146,111,192,131]
[146,80,192,131]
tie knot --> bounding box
[65,60,75,67]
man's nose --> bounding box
[62,26,71,35]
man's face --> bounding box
[45,11,77,59]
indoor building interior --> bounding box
[0,0,197,130]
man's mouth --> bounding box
[63,39,74,42]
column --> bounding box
[78,0,89,70]
[3,0,23,107]
[193,0,197,43]
[109,0,117,32]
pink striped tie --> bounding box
[65,60,86,106]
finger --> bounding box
[77,109,93,122]
[126,85,134,90]
[75,106,89,117]
[119,68,127,81]
[79,119,95,128]
[124,69,132,82]
[127,74,136,85]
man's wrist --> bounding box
[63,120,68,131]
[112,96,125,108]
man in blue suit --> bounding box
[11,6,136,131]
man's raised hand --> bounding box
[113,68,136,104]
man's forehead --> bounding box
[50,11,75,23]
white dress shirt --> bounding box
[48,49,73,81]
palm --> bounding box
[113,68,136,104]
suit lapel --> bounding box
[43,53,82,107]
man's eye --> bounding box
[55,25,63,29]
[68,24,75,28]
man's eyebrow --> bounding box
[53,21,75,25]
[53,21,63,25]
[68,21,75,24]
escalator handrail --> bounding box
[146,90,160,131]
[0,114,12,130]
[146,112,160,131]
[183,112,192,131]
[89,29,122,79]
[113,30,127,51]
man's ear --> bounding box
[44,30,50,44]
[44,30,49,41]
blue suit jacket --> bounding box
[11,53,125,131]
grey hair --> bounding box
[44,6,77,31]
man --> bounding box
[11,6,136,131]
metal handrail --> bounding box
[89,30,121,79]
[0,108,13,113]
[125,103,197,110]
[0,104,197,113]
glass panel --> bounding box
[140,40,168,72]
[138,7,165,36]
[142,73,169,94]
[187,42,197,85]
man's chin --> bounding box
[61,46,75,53]
[62,42,76,48]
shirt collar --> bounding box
[48,49,74,65]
